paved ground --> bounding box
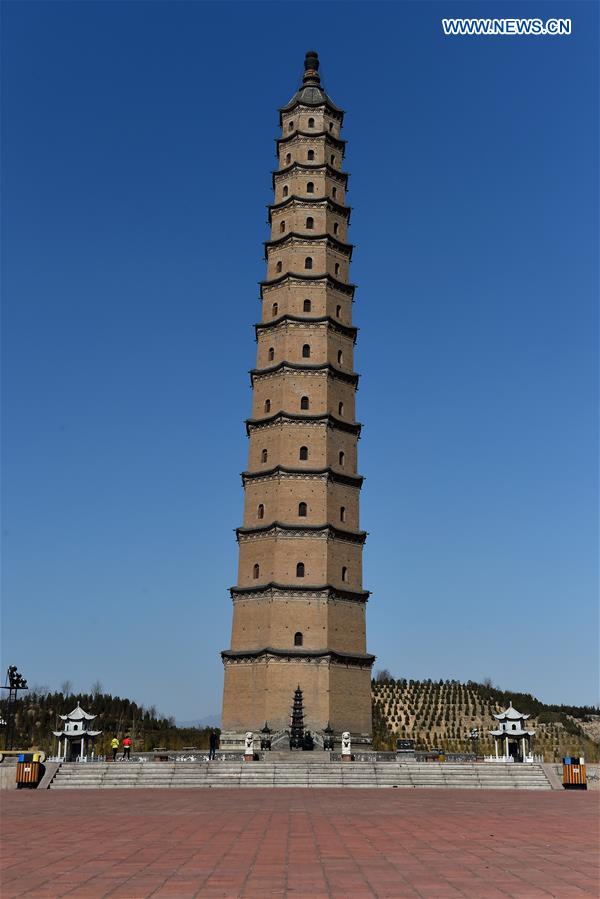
[1,789,598,898]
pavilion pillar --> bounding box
[494,739,498,759]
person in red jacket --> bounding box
[122,735,132,760]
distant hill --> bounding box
[177,714,221,728]
[1,690,217,755]
[4,682,597,761]
[372,677,600,761]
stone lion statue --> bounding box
[341,731,351,755]
[244,732,254,754]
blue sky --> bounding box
[2,1,598,721]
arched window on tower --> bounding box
[303,299,311,312]
[336,304,341,318]
[334,263,340,275]
[308,117,315,128]
[299,446,309,461]
[280,220,285,233]
[331,155,336,166]
[296,562,305,578]
[300,396,309,410]
[333,222,339,235]
[253,563,260,579]
[294,632,304,646]
[339,450,345,466]
[261,449,268,463]
[306,216,314,230]
[329,122,334,131]
[302,344,311,358]
[298,502,307,517]
[264,399,271,413]
[289,120,294,132]
[285,153,291,164]
[272,302,278,317]
[341,566,348,582]
[332,187,337,198]
[276,261,282,273]
[306,181,314,193]
[283,185,289,197]
[304,257,313,270]
[268,347,275,361]
[340,506,346,522]
[307,149,315,161]
[337,350,343,365]
[338,401,344,416]
[257,504,264,520]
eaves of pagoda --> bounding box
[264,232,354,260]
[276,130,346,154]
[268,195,351,223]
[249,361,359,388]
[229,581,370,602]
[222,647,375,666]
[255,314,357,343]
[240,463,364,488]
[272,162,349,189]
[236,520,367,545]
[259,271,356,298]
[245,410,362,437]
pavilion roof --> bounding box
[489,728,535,738]
[53,729,102,738]
[58,701,97,722]
[492,701,530,722]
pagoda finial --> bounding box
[303,50,321,85]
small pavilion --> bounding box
[53,702,102,761]
[489,701,535,762]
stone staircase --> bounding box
[49,760,552,790]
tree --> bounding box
[375,669,393,683]
[91,680,103,698]
[60,680,73,696]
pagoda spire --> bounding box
[302,50,321,85]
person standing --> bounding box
[122,735,132,760]
[209,729,218,760]
[111,737,119,761]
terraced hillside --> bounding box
[372,678,600,761]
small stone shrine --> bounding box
[290,686,305,750]
[53,702,102,761]
[489,701,536,762]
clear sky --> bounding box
[2,1,598,721]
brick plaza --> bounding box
[1,789,598,898]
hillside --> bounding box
[0,690,215,755]
[3,682,598,762]
[372,677,600,761]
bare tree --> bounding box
[90,680,103,698]
[30,683,50,698]
[375,669,393,683]
[60,680,73,696]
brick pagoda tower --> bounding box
[220,51,374,750]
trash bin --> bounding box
[16,753,42,789]
[562,757,587,790]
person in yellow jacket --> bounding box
[111,737,119,762]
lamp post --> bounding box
[1,666,29,750]
[469,727,479,758]
[322,722,335,751]
[260,722,272,751]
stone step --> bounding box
[50,762,552,790]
